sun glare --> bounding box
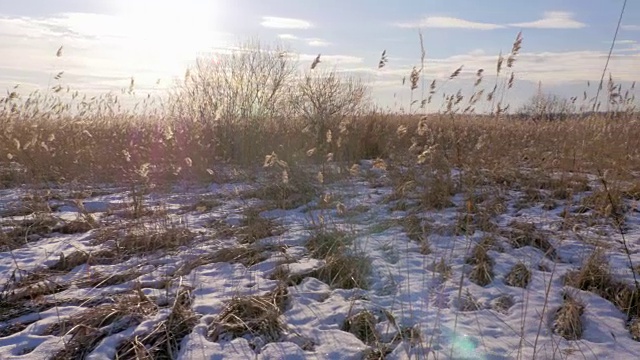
[113,0,225,81]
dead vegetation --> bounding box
[458,289,481,312]
[78,271,142,289]
[48,248,118,272]
[304,229,371,289]
[0,214,59,250]
[248,171,317,210]
[564,248,640,339]
[342,310,379,345]
[502,221,558,260]
[179,197,222,213]
[467,237,495,287]
[208,284,288,349]
[553,293,585,340]
[493,294,515,314]
[116,288,199,359]
[189,243,287,270]
[46,293,158,359]
[238,208,283,244]
[94,224,195,257]
[504,262,532,288]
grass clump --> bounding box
[180,197,222,213]
[579,188,626,223]
[565,249,640,339]
[46,293,157,358]
[305,228,370,289]
[57,219,95,234]
[116,288,199,360]
[458,289,481,312]
[49,249,118,272]
[467,237,495,286]
[504,262,532,288]
[342,310,379,345]
[238,208,283,244]
[106,225,195,256]
[208,284,288,347]
[553,293,585,340]
[503,221,558,260]
[493,295,515,314]
[420,172,456,210]
[306,229,351,258]
[400,214,433,254]
[314,251,371,290]
[1,214,59,250]
[78,271,141,289]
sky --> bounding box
[0,0,638,112]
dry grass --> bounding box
[313,251,371,289]
[94,224,195,257]
[458,289,481,312]
[565,248,640,339]
[116,287,199,359]
[553,293,585,340]
[630,318,640,341]
[238,208,283,244]
[342,310,379,345]
[503,221,558,260]
[208,284,288,347]
[44,293,157,359]
[49,249,118,272]
[78,271,142,289]
[504,262,532,288]
[304,229,370,289]
[0,214,59,250]
[493,294,515,314]
[306,229,351,259]
[467,237,495,286]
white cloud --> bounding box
[622,24,640,31]
[307,38,331,47]
[509,11,586,29]
[278,33,298,40]
[615,40,636,45]
[395,16,504,30]
[468,49,486,56]
[261,16,312,29]
[298,54,363,65]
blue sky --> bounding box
[0,0,638,111]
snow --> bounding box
[1,161,640,359]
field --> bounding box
[1,38,640,360]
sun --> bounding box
[114,0,225,79]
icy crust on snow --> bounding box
[1,161,640,359]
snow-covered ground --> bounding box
[1,160,639,360]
